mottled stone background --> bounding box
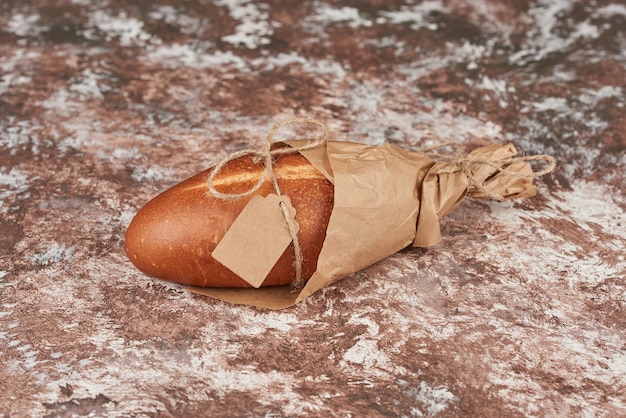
[1,1,625,417]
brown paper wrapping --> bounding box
[191,140,547,309]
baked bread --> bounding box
[124,144,334,287]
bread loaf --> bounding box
[124,144,334,287]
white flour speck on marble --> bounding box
[27,243,76,266]
[214,0,275,49]
[378,1,446,31]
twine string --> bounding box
[416,142,556,201]
[206,118,329,288]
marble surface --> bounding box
[1,1,625,416]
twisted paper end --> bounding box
[413,142,556,247]
[419,142,556,201]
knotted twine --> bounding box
[416,142,556,201]
[207,119,556,287]
[207,118,329,288]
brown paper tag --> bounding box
[212,194,298,288]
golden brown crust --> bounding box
[124,150,334,287]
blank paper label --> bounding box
[212,194,298,288]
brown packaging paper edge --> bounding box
[190,140,535,309]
